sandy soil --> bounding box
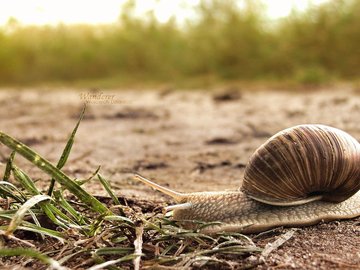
[0,86,359,269]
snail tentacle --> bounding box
[134,174,185,202]
[134,174,194,212]
[165,202,192,212]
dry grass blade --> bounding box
[202,245,261,255]
[261,229,297,258]
[133,225,144,270]
[88,254,137,270]
[94,247,134,256]
[5,194,51,235]
[0,229,35,247]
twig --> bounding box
[133,224,144,270]
[0,230,35,247]
[260,228,297,259]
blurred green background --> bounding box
[1,0,359,87]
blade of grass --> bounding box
[0,131,110,214]
[53,190,88,225]
[94,247,134,256]
[143,218,168,235]
[0,209,43,219]
[48,105,86,196]
[5,194,51,235]
[88,254,137,270]
[57,249,87,265]
[10,166,75,228]
[98,174,120,205]
[0,213,64,241]
[0,181,27,202]
[0,208,69,235]
[217,232,256,247]
[3,151,15,181]
[0,224,64,242]
[76,166,100,186]
[40,203,71,229]
[161,242,178,256]
[200,245,262,255]
[17,222,64,241]
[103,215,135,225]
[12,165,40,195]
[28,209,45,240]
[0,248,68,270]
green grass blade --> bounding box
[0,181,26,202]
[1,175,74,229]
[58,105,86,170]
[12,165,40,195]
[3,151,15,181]
[75,165,101,186]
[53,190,88,225]
[28,209,44,240]
[17,222,64,241]
[98,174,120,205]
[0,223,64,242]
[0,131,110,214]
[10,166,65,229]
[0,248,67,270]
[48,105,86,195]
[0,209,43,219]
[5,194,51,235]
[40,203,71,229]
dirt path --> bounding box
[0,87,359,269]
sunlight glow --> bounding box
[0,0,329,26]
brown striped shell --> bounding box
[242,124,360,205]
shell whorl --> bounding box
[242,124,360,205]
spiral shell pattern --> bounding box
[242,124,360,205]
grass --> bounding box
[0,107,263,269]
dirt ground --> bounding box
[0,86,360,269]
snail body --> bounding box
[135,124,360,233]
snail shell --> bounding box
[243,125,360,205]
[134,124,360,233]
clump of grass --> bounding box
[0,107,262,269]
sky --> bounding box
[0,0,329,26]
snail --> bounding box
[134,124,360,234]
